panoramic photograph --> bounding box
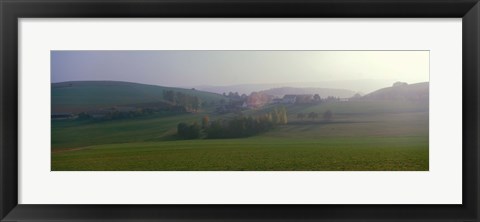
[51,50,429,171]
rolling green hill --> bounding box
[362,82,429,102]
[52,81,225,113]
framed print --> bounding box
[1,0,479,221]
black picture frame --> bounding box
[1,0,479,221]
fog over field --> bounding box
[52,50,428,93]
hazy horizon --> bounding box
[52,50,429,93]
[51,78,429,87]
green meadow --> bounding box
[52,137,428,171]
[52,101,429,171]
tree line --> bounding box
[297,110,333,122]
[177,107,288,139]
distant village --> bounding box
[51,90,354,120]
[214,92,355,114]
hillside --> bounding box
[260,87,356,98]
[362,82,429,102]
[195,79,394,95]
[52,81,225,113]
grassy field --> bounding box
[52,100,429,171]
[52,112,205,149]
[52,137,428,171]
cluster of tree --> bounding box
[206,116,270,139]
[393,81,408,87]
[309,95,340,104]
[222,92,248,100]
[297,110,333,122]
[309,94,341,103]
[177,107,288,140]
[206,107,288,139]
[163,90,201,112]
[177,115,211,139]
[177,122,201,139]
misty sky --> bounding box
[51,50,429,87]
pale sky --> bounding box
[51,50,429,87]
